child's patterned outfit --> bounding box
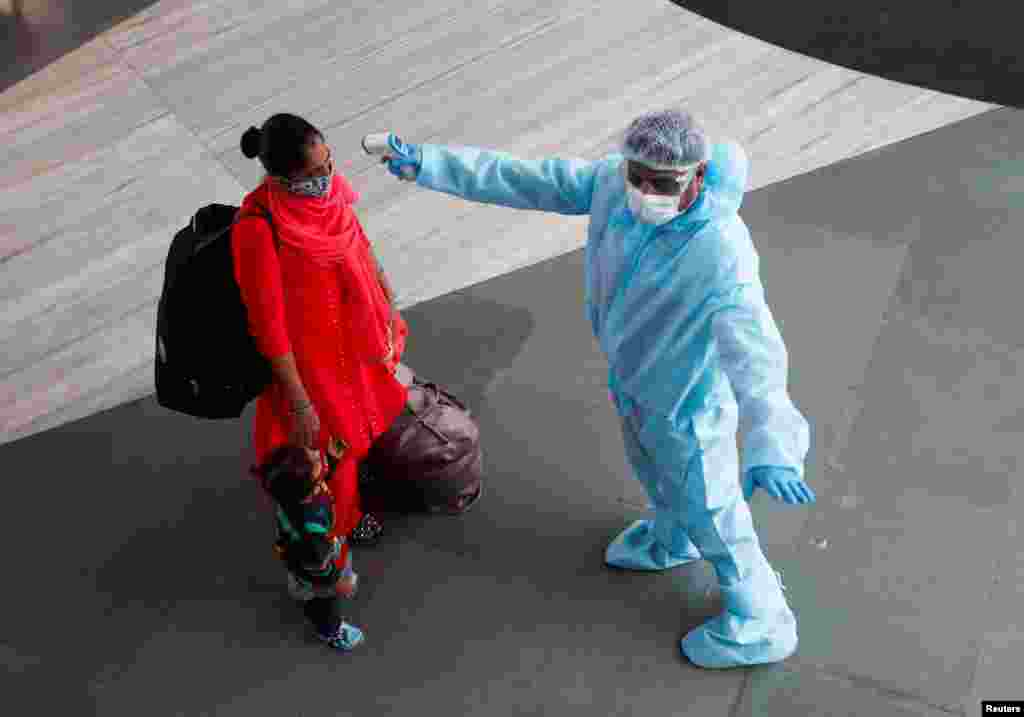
[270,437,363,650]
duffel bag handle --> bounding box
[394,383,452,453]
[411,379,469,413]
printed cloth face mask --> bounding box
[278,146,335,198]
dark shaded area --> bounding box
[396,289,535,415]
[668,0,1023,107]
[1,0,159,94]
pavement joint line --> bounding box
[787,658,966,716]
[727,670,751,717]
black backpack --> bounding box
[154,203,278,419]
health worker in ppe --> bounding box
[369,108,816,669]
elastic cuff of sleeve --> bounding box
[744,464,798,477]
[414,144,437,186]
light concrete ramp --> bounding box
[0,0,995,444]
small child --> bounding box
[251,438,364,651]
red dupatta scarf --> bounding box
[263,174,393,363]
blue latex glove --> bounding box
[742,466,816,504]
[381,133,422,181]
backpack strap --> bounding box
[234,201,280,252]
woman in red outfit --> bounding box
[231,114,410,567]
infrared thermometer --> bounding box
[362,133,416,180]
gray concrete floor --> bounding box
[3,106,1022,716]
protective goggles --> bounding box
[625,160,700,195]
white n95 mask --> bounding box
[627,186,683,225]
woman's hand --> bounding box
[289,399,321,448]
[268,354,319,446]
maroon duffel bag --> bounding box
[360,370,483,515]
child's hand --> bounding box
[327,436,347,461]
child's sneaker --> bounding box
[317,621,365,651]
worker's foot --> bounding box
[605,519,701,571]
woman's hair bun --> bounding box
[240,126,263,159]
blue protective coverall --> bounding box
[414,141,811,668]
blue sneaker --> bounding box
[317,621,365,652]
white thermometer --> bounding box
[362,133,416,180]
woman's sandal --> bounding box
[349,512,384,546]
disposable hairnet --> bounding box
[621,109,710,171]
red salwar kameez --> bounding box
[231,172,408,570]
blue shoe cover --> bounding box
[605,519,701,571]
[681,608,797,668]
[681,573,797,668]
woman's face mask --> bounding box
[277,144,335,198]
[281,173,332,198]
